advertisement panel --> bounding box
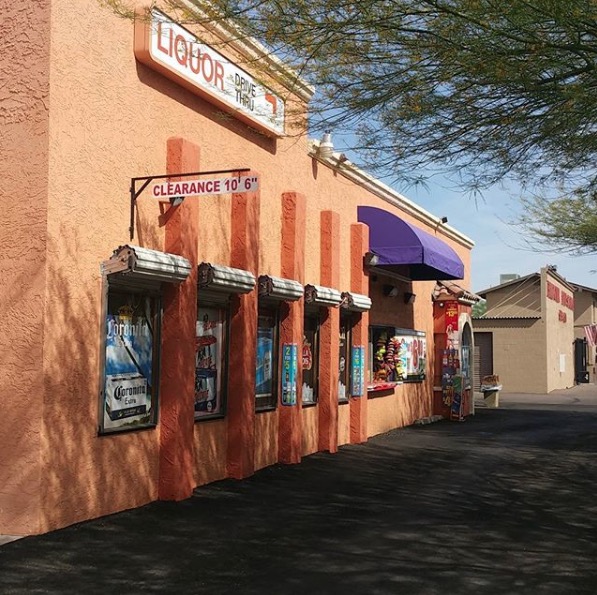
[103,297,156,432]
[281,343,298,405]
[194,306,225,418]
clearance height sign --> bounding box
[134,9,285,137]
[152,175,259,199]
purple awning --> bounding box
[357,206,464,281]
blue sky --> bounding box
[323,131,596,293]
[406,178,597,293]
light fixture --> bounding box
[317,131,334,159]
[102,245,192,284]
[258,275,303,301]
[169,196,185,207]
[364,252,380,267]
[341,291,372,312]
[305,284,343,307]
[383,284,400,298]
[404,292,416,305]
[198,262,255,294]
[441,216,448,224]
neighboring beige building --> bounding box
[569,282,597,383]
[473,267,575,394]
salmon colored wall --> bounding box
[2,0,474,534]
[301,407,319,456]
[194,421,228,486]
[0,0,51,535]
[337,404,351,446]
[254,411,278,471]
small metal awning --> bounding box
[102,245,192,285]
[358,206,464,281]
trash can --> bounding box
[482,388,500,408]
[480,375,502,408]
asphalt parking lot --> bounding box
[2,387,597,594]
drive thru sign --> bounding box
[152,175,259,199]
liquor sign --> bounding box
[134,9,285,136]
[281,343,298,406]
[152,176,259,199]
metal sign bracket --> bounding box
[129,168,251,240]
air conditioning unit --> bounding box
[198,262,255,294]
[304,284,343,307]
[102,245,191,284]
[341,291,372,312]
[258,275,303,302]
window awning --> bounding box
[357,206,464,281]
[102,245,192,285]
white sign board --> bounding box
[135,9,285,136]
[152,175,259,199]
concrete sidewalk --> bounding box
[475,382,597,409]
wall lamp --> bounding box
[364,251,380,267]
[404,292,416,305]
[169,196,185,207]
[383,284,400,298]
[434,215,448,231]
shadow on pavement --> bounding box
[2,407,597,594]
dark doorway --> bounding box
[473,332,493,391]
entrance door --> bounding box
[473,332,493,391]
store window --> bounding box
[256,306,279,411]
[302,314,320,405]
[369,326,427,390]
[197,262,256,417]
[195,303,229,420]
[100,288,160,434]
[339,314,352,402]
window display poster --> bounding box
[195,307,224,418]
[450,375,464,421]
[351,345,365,396]
[282,343,298,405]
[372,328,427,383]
[256,323,275,397]
[338,325,348,400]
[445,303,459,350]
[302,321,318,403]
[103,298,154,431]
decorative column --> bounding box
[318,211,340,453]
[278,192,306,464]
[159,137,199,500]
[226,175,260,479]
[350,223,369,444]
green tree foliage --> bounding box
[103,0,597,253]
[472,299,487,318]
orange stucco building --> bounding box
[1,1,475,535]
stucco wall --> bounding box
[474,318,546,393]
[2,0,473,533]
[0,0,51,535]
[541,269,575,392]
